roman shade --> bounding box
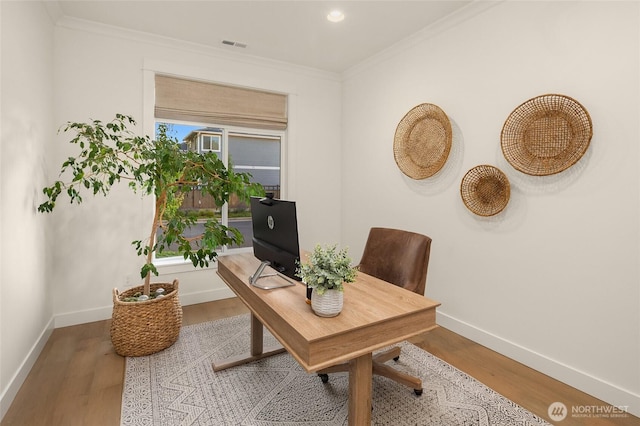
[155,75,288,130]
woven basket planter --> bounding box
[110,279,183,357]
[311,289,343,317]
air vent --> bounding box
[222,40,247,48]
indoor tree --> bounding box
[38,113,264,299]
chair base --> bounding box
[316,346,423,396]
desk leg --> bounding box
[348,353,372,426]
[212,313,286,372]
[250,313,263,356]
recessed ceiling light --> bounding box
[327,10,344,23]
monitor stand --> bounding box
[249,261,296,289]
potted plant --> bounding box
[38,114,264,356]
[296,244,357,317]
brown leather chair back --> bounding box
[357,227,431,295]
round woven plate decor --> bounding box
[501,94,592,176]
[394,103,452,179]
[460,165,510,216]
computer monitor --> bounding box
[249,195,301,288]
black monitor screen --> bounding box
[250,196,301,281]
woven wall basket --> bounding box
[460,165,511,216]
[501,94,592,176]
[110,279,183,357]
[394,103,452,179]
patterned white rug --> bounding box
[121,314,551,426]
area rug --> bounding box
[121,314,551,426]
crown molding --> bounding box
[53,14,341,84]
[43,0,63,24]
[344,0,504,80]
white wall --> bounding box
[342,0,639,416]
[0,0,55,418]
[49,17,343,325]
[1,3,342,417]
[3,0,639,420]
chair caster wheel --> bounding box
[318,373,329,383]
[393,356,400,362]
[414,388,423,396]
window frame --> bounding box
[152,118,286,268]
[200,132,221,152]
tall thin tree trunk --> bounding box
[143,192,166,295]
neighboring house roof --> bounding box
[183,127,222,144]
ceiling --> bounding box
[53,1,474,73]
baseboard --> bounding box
[179,287,236,306]
[0,316,54,421]
[54,305,114,328]
[437,311,640,418]
[53,286,236,328]
[2,286,236,421]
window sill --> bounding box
[154,247,253,275]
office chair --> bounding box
[316,227,432,395]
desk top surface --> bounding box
[216,252,440,370]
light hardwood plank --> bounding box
[2,298,637,426]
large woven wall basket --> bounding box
[460,165,511,216]
[501,94,592,176]
[110,279,183,357]
[394,103,452,179]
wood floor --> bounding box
[2,297,637,426]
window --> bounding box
[201,133,221,152]
[152,74,288,262]
[229,133,281,199]
[155,121,282,258]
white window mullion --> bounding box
[221,130,230,252]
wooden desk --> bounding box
[215,252,440,425]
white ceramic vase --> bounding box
[311,288,343,317]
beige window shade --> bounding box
[155,75,287,130]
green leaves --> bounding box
[37,181,62,213]
[38,114,152,211]
[140,263,158,280]
[154,217,237,270]
[296,244,357,295]
[39,114,265,287]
